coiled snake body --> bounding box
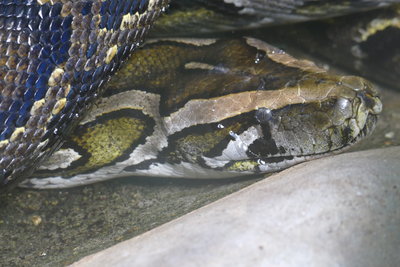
[0,0,390,189]
[0,0,168,187]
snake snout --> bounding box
[340,76,382,115]
[356,82,383,115]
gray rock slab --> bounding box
[72,146,400,267]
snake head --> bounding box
[209,75,382,173]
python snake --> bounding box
[0,0,391,189]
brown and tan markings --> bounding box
[24,37,381,188]
[38,109,155,178]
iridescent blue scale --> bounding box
[49,3,62,17]
[36,61,48,75]
[8,100,21,113]
[25,74,37,88]
[23,88,34,101]
[18,101,32,120]
[109,0,118,14]
[130,0,140,13]
[50,17,62,32]
[86,43,98,58]
[38,5,50,18]
[0,0,72,146]
[107,13,116,30]
[61,16,72,30]
[0,112,7,125]
[16,115,29,127]
[0,128,13,140]
[139,0,149,13]
[34,79,48,100]
[82,2,93,16]
[5,113,17,127]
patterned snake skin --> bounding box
[0,0,395,189]
[0,0,168,188]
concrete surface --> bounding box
[72,146,400,267]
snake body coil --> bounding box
[0,0,168,187]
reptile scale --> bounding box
[1,0,393,189]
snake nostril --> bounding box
[361,79,379,96]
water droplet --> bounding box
[229,131,238,140]
[257,159,266,165]
[217,124,224,129]
[254,51,265,64]
[336,98,351,112]
[255,108,272,123]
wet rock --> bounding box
[72,146,400,267]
